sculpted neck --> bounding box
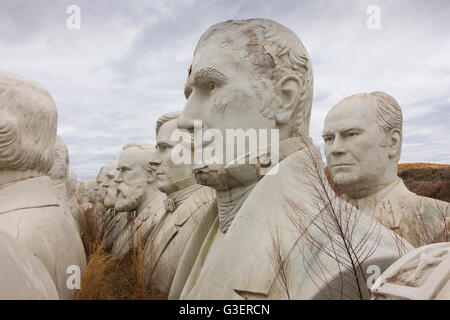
[216,183,256,233]
[0,169,44,188]
[343,168,399,200]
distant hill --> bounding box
[398,163,450,172]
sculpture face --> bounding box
[178,35,278,190]
[153,119,194,194]
[103,161,118,209]
[95,167,108,203]
[323,96,391,194]
[86,178,97,204]
[114,147,148,212]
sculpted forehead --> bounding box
[118,147,145,168]
[324,95,377,133]
[157,119,179,145]
[106,160,118,176]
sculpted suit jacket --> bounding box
[111,192,166,257]
[143,185,215,296]
[169,138,414,300]
[0,229,59,299]
[345,178,450,247]
[0,176,86,299]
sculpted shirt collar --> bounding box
[216,135,313,233]
[0,176,60,215]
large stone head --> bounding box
[48,135,69,181]
[0,71,57,175]
[114,143,156,212]
[102,160,118,209]
[177,19,313,189]
[86,177,98,204]
[149,111,195,194]
[323,92,403,198]
[95,166,108,203]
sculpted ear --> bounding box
[274,75,303,125]
[387,129,402,159]
[147,169,157,184]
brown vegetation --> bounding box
[398,163,450,173]
[73,206,166,300]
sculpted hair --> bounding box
[156,111,181,136]
[370,91,403,135]
[0,71,57,173]
[195,18,314,135]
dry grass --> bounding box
[398,163,450,173]
[74,203,166,300]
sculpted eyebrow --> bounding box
[192,67,228,83]
[340,127,363,134]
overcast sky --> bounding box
[1,0,449,180]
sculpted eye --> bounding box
[210,82,216,90]
[323,136,334,143]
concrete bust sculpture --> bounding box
[143,112,215,297]
[48,135,79,230]
[168,19,412,300]
[0,70,86,299]
[323,92,449,247]
[111,143,165,257]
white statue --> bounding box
[75,180,91,215]
[371,242,450,300]
[86,177,98,205]
[323,92,450,247]
[142,112,215,297]
[0,229,59,299]
[0,70,86,299]
[48,135,79,230]
[100,159,128,251]
[111,143,165,257]
[168,19,412,300]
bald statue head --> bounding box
[114,143,157,212]
[0,71,57,175]
[177,18,314,190]
[323,92,403,198]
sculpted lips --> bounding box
[331,163,354,167]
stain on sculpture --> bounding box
[168,19,412,300]
[111,143,165,257]
[371,242,450,300]
[0,70,86,299]
[323,92,450,247]
[142,112,215,297]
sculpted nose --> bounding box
[113,174,122,184]
[148,153,162,168]
[177,116,196,132]
[330,136,346,156]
